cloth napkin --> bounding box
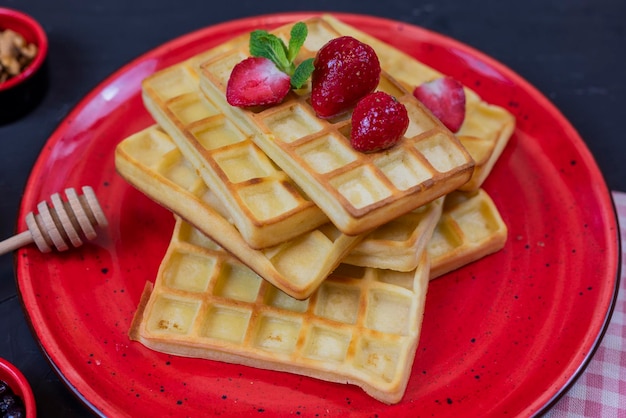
[543,191,626,417]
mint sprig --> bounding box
[249,22,314,89]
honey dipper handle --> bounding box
[0,231,34,256]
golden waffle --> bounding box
[142,53,328,249]
[198,17,475,235]
[115,125,360,299]
[323,16,516,191]
[344,189,506,274]
[189,15,514,194]
[129,216,430,404]
[343,197,444,272]
[428,189,508,279]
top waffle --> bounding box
[323,16,515,192]
[193,15,515,194]
[198,17,475,235]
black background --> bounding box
[1,0,624,416]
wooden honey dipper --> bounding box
[0,186,108,255]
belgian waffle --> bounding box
[344,189,506,274]
[129,216,430,404]
[142,52,327,249]
[428,189,508,279]
[198,17,475,235]
[323,16,516,191]
[115,125,362,299]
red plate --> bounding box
[15,12,620,417]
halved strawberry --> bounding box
[311,36,381,119]
[226,57,291,107]
[350,92,409,153]
[413,76,466,132]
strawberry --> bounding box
[311,36,381,118]
[226,22,315,108]
[226,57,291,107]
[350,91,409,153]
[413,76,466,132]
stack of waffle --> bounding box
[116,16,513,404]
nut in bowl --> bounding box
[0,7,48,124]
[0,358,36,418]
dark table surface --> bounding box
[1,0,624,416]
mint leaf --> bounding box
[248,22,314,89]
[291,58,314,89]
[287,22,308,63]
[249,30,292,73]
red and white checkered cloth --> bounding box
[543,191,626,417]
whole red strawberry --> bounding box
[350,92,409,153]
[311,36,381,118]
[413,76,466,132]
[226,57,291,107]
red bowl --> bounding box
[0,7,48,123]
[0,358,36,417]
[0,7,48,92]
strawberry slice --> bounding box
[350,92,409,153]
[413,76,466,132]
[226,57,291,107]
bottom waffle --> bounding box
[130,217,430,404]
